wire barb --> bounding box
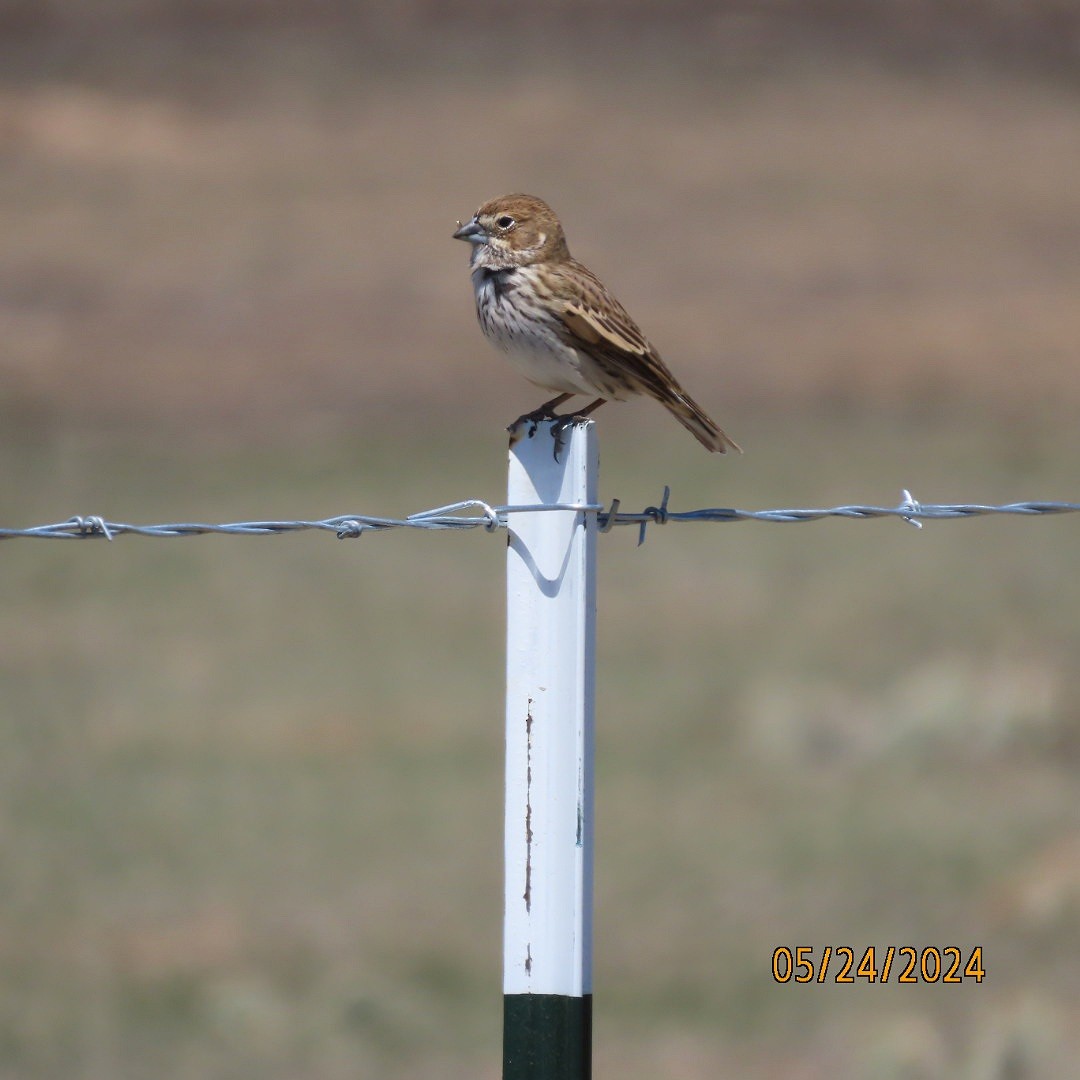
[598,498,621,534]
[899,489,924,530]
[1,494,1077,542]
[637,485,672,546]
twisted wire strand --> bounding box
[1,493,1077,542]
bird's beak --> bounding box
[453,217,486,244]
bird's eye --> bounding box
[496,216,515,230]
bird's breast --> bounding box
[469,268,597,396]
[473,266,518,303]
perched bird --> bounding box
[453,193,740,453]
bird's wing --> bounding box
[554,261,678,401]
[561,302,650,357]
[552,259,738,452]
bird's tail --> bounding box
[661,390,742,454]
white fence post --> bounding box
[503,418,597,1079]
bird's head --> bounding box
[453,194,570,269]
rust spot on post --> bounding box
[524,698,533,912]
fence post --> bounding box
[503,418,597,1080]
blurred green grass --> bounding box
[1,414,1078,1078]
[2,16,1079,1079]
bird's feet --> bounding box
[549,412,592,461]
[507,410,590,461]
[507,393,576,452]
[509,396,603,460]
[506,404,560,443]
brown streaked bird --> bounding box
[453,193,740,453]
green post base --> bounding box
[503,993,592,1080]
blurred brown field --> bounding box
[1,8,1079,1079]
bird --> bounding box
[452,193,740,453]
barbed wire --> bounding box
[1,490,1077,546]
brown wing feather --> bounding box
[554,261,684,399]
[551,258,741,453]
[562,303,650,356]
[562,264,648,347]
